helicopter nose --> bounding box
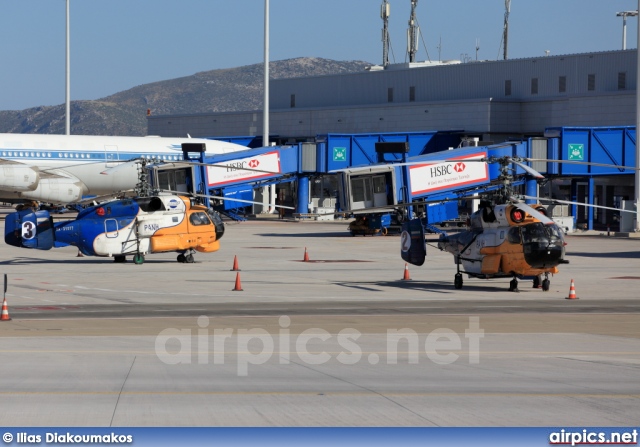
[523,242,564,269]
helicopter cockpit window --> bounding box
[507,226,521,244]
[521,222,565,245]
[545,223,565,242]
[521,223,548,243]
[189,212,211,226]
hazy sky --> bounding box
[1,0,638,110]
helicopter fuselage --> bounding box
[5,195,225,262]
[438,204,567,279]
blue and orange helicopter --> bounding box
[5,193,225,264]
[4,148,287,265]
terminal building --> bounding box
[148,50,636,144]
[146,50,639,232]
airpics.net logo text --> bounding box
[155,316,484,376]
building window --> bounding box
[290,94,296,108]
[409,86,416,102]
[531,78,538,95]
[618,72,626,90]
[559,76,566,93]
[505,80,511,96]
[588,74,596,91]
[387,87,394,102]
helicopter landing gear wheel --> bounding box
[532,275,540,289]
[177,251,195,263]
[540,272,551,291]
[133,253,144,265]
[114,255,126,263]
[542,279,550,291]
[509,277,519,292]
[454,273,463,289]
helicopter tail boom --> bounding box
[4,209,58,250]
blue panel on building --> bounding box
[322,131,446,173]
[222,185,254,210]
[552,127,637,175]
[426,201,458,224]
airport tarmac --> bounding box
[0,218,639,426]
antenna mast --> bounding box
[502,0,511,60]
[407,0,419,63]
[381,0,390,67]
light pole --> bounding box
[617,10,638,50]
[65,0,70,135]
[636,1,640,231]
[263,0,269,147]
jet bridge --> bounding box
[334,141,531,231]
[144,135,530,225]
[196,131,463,219]
[143,127,637,231]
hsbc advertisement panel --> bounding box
[409,152,489,196]
[207,151,281,187]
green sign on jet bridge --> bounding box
[333,147,347,162]
[568,143,584,161]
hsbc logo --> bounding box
[225,158,260,172]
[429,162,469,177]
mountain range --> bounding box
[0,57,371,137]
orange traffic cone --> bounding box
[230,255,240,271]
[402,263,412,280]
[565,279,579,300]
[303,247,310,262]
[232,272,244,291]
[1,297,11,321]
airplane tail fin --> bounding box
[4,209,55,250]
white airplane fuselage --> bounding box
[0,133,249,204]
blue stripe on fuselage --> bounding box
[55,199,139,256]
[0,150,185,163]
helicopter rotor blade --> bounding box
[525,158,640,171]
[174,161,280,175]
[161,189,295,210]
[100,159,142,175]
[34,159,135,176]
[511,159,544,179]
[522,195,638,215]
[508,196,554,224]
[328,158,490,174]
[101,158,281,176]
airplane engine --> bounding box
[19,178,87,203]
[0,164,40,192]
